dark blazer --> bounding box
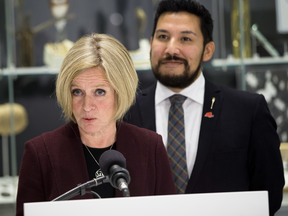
[124,80,285,216]
[16,121,176,216]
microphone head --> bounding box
[99,150,126,176]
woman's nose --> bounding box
[83,95,95,112]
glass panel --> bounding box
[0,0,287,214]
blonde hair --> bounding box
[56,33,138,122]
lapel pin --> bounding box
[204,112,214,118]
[210,97,215,109]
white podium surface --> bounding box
[24,191,269,216]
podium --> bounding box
[24,191,269,216]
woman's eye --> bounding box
[72,89,82,96]
[96,89,105,96]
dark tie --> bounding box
[167,94,189,194]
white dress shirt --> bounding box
[155,72,205,177]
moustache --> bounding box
[158,55,188,65]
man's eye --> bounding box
[72,89,82,96]
[182,37,191,41]
[96,89,105,96]
[159,35,168,39]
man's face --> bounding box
[150,11,211,92]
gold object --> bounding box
[16,0,74,66]
[230,0,252,58]
[0,103,28,135]
[43,39,74,68]
[135,7,147,40]
[210,97,215,109]
[280,143,288,190]
[281,143,288,163]
[129,7,150,70]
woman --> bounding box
[16,33,176,216]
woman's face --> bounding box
[71,67,116,136]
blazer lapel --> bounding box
[137,83,157,132]
[47,122,93,199]
[186,80,223,192]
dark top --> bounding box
[124,80,285,216]
[82,144,116,198]
[16,121,176,216]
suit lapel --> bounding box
[137,83,157,131]
[186,80,223,192]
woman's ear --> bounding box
[203,41,215,62]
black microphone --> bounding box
[99,150,131,197]
[52,176,110,201]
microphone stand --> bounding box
[52,176,109,201]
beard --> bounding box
[151,52,203,89]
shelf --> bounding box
[211,55,288,68]
[0,65,151,77]
[1,55,288,77]
[0,66,59,76]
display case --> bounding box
[0,0,287,215]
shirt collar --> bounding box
[155,72,205,105]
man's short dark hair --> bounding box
[151,0,213,46]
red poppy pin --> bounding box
[204,112,214,118]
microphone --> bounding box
[99,150,131,197]
[52,175,110,201]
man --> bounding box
[124,0,285,215]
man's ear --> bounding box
[203,41,215,62]
[150,37,153,47]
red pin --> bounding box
[204,112,214,118]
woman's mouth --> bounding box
[83,117,96,122]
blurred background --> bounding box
[0,0,287,215]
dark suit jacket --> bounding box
[16,121,176,216]
[124,80,285,216]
